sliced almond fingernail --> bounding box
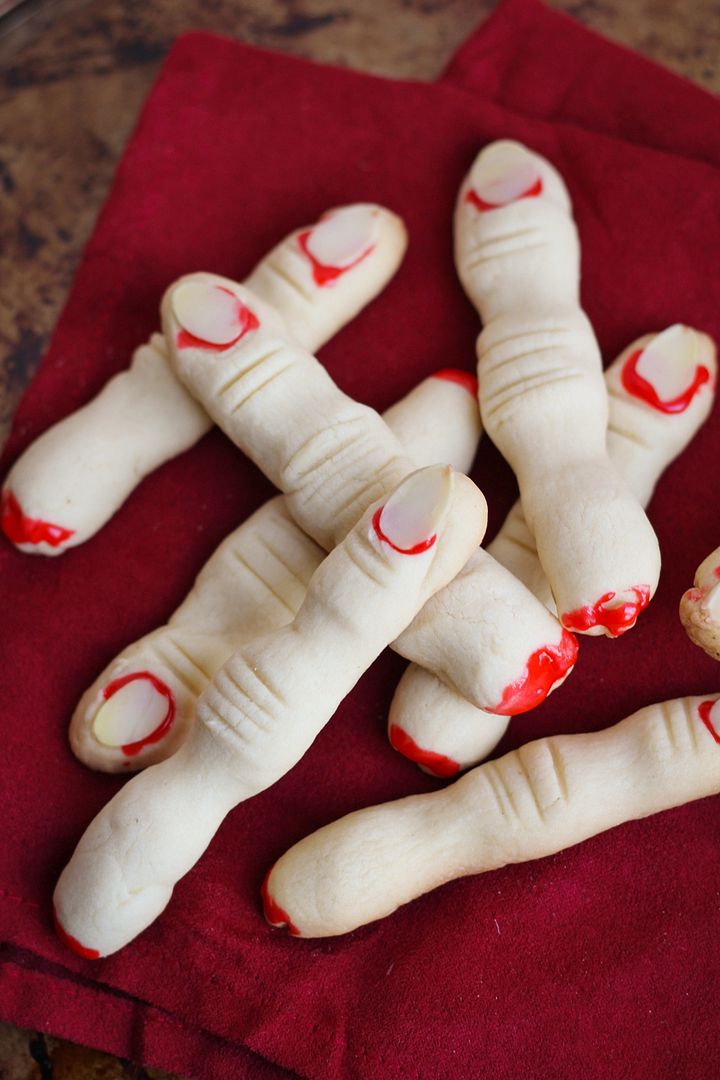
[621,325,710,414]
[372,465,453,555]
[172,282,258,346]
[466,142,542,212]
[93,672,174,756]
[308,205,377,266]
[298,205,377,285]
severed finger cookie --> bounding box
[263,693,720,938]
[2,205,406,554]
[456,140,661,636]
[53,466,487,957]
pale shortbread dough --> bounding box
[392,326,717,774]
[162,272,575,716]
[71,370,482,772]
[455,141,661,635]
[2,205,406,554]
[264,694,720,937]
[54,465,488,957]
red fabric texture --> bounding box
[445,0,720,166]
[2,1,719,1076]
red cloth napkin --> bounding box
[2,2,720,1077]
[445,0,720,166]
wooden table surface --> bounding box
[0,0,717,1075]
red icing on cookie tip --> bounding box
[562,586,651,637]
[388,724,460,778]
[697,700,720,744]
[493,629,579,715]
[465,176,543,213]
[714,567,720,579]
[176,287,259,351]
[260,867,301,935]
[297,229,374,286]
[53,906,101,959]
[620,347,710,413]
[1,489,75,548]
[100,672,175,757]
[432,369,479,397]
[371,506,437,556]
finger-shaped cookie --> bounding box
[53,466,487,957]
[165,272,576,713]
[244,204,407,355]
[492,324,716,596]
[392,326,717,774]
[2,205,406,555]
[617,322,720,661]
[456,140,661,635]
[263,693,720,937]
[680,546,720,661]
[71,371,481,773]
[1,334,207,555]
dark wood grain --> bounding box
[0,0,717,1075]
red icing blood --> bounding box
[388,724,460,778]
[53,906,101,960]
[714,567,720,579]
[1,489,75,548]
[697,700,720,744]
[493,629,579,716]
[433,368,479,397]
[176,287,259,350]
[465,176,543,213]
[100,672,175,757]
[297,229,375,286]
[371,507,437,556]
[620,347,710,413]
[562,586,651,637]
[260,867,300,935]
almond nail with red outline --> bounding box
[297,205,378,286]
[173,282,260,351]
[371,466,452,557]
[91,672,176,758]
[620,325,712,415]
[465,142,544,212]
